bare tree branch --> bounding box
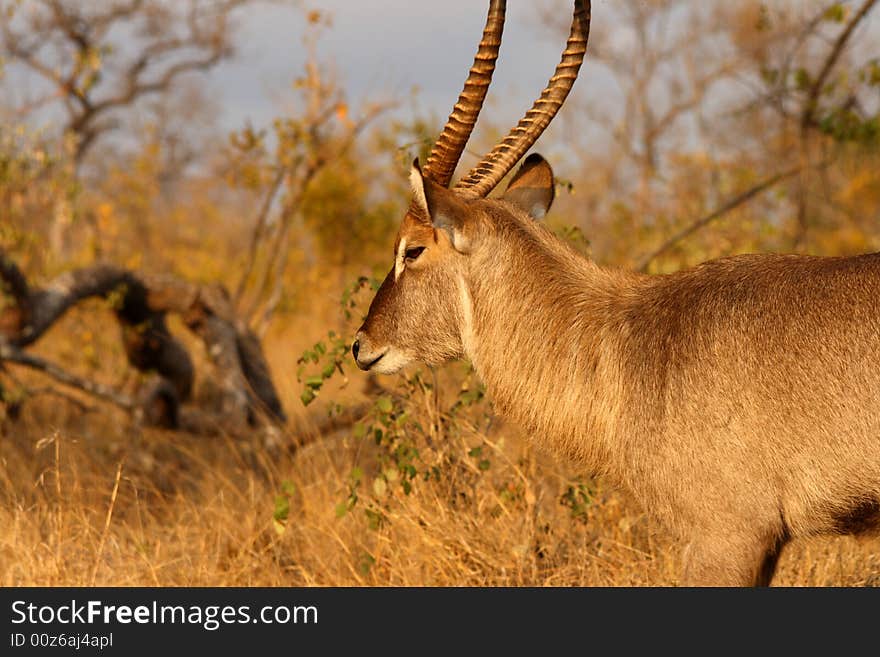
[19,386,97,414]
[637,165,804,272]
[0,341,134,411]
[0,249,285,431]
[233,166,286,306]
[1,0,249,164]
[801,0,878,134]
[239,102,392,330]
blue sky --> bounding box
[211,1,600,139]
[0,1,614,178]
[6,1,877,169]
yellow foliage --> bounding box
[839,168,880,207]
[95,201,118,238]
[125,252,143,271]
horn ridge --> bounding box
[455,0,590,198]
[422,0,507,188]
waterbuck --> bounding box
[351,0,880,586]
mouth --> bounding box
[357,351,386,371]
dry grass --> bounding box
[1,310,878,588]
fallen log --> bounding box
[0,249,284,432]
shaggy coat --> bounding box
[353,155,880,586]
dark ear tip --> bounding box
[412,157,422,172]
[524,153,545,165]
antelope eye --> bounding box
[404,246,425,261]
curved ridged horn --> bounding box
[455,0,590,198]
[422,0,506,187]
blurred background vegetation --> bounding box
[0,0,878,586]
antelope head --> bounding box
[352,0,590,374]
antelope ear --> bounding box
[503,153,555,220]
[410,158,473,253]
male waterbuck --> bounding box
[351,0,880,585]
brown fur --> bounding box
[354,158,880,586]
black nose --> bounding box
[351,339,359,361]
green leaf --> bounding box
[365,509,383,531]
[321,362,337,378]
[478,459,491,471]
[281,480,296,496]
[372,477,387,497]
[305,375,324,389]
[358,553,375,574]
[335,502,348,518]
[864,60,880,87]
[300,388,316,406]
[375,397,393,414]
[760,66,778,86]
[353,422,366,438]
[463,389,484,404]
[823,3,846,22]
[273,495,290,522]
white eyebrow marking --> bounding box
[394,237,407,281]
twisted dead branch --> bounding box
[0,249,284,434]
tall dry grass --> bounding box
[1,306,878,587]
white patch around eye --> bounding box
[394,237,407,281]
